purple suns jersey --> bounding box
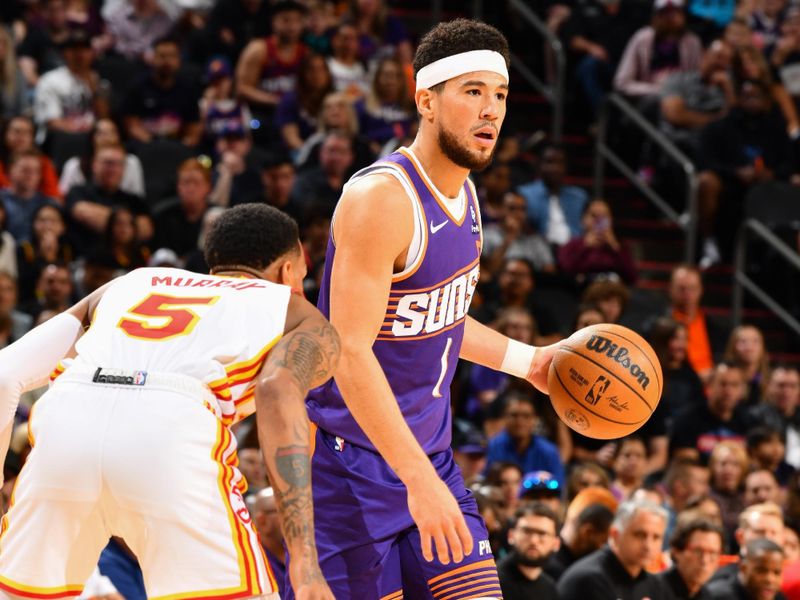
[306,147,482,455]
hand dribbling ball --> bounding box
[548,324,663,440]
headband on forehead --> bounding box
[415,49,509,92]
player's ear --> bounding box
[277,259,293,287]
[415,88,436,123]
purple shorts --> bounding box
[283,427,501,600]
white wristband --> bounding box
[500,339,537,379]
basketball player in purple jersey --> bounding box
[286,19,561,600]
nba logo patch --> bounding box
[334,436,346,452]
[469,204,479,234]
[132,371,147,386]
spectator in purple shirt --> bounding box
[354,56,415,152]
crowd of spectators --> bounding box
[0,0,798,598]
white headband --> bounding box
[415,50,509,92]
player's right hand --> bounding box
[294,582,336,600]
[407,475,473,565]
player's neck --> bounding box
[407,137,470,199]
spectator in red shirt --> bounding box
[558,199,638,286]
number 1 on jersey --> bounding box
[432,337,453,398]
[117,294,219,341]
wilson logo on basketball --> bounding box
[585,335,651,390]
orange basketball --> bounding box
[548,323,663,440]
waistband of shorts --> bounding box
[54,368,220,416]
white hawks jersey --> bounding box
[53,267,291,425]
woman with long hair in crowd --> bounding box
[0,27,29,119]
[294,91,374,169]
[708,441,748,541]
[648,316,706,422]
[355,56,415,152]
[0,115,60,200]
[58,118,145,197]
[276,53,334,153]
[16,203,72,304]
[346,0,413,66]
[485,461,523,526]
[96,206,149,273]
[724,324,771,406]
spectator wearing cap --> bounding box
[201,56,253,151]
[614,0,702,103]
[122,36,202,148]
[658,519,723,600]
[486,392,565,488]
[33,28,107,145]
[235,1,309,111]
[545,493,616,581]
[517,143,588,249]
[498,503,562,600]
[104,0,174,64]
[148,247,180,269]
[152,159,212,260]
[209,128,264,208]
[17,0,73,86]
[65,143,152,255]
[519,471,563,516]
[557,499,667,600]
[452,420,488,487]
[707,538,786,600]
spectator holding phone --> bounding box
[558,199,638,285]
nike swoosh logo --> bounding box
[430,219,448,234]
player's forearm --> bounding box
[336,345,438,486]
[460,315,511,370]
[255,373,323,585]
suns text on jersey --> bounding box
[390,265,479,337]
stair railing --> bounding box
[732,219,800,335]
[472,0,565,142]
[594,93,698,263]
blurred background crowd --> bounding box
[0,0,800,598]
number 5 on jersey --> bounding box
[117,294,219,341]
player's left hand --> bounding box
[526,342,562,394]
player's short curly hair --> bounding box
[413,19,510,88]
[204,204,299,271]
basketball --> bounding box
[548,324,663,440]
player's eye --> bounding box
[496,93,507,101]
[467,89,481,96]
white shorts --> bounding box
[0,372,279,599]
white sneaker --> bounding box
[699,237,721,269]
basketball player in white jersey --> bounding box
[0,205,337,600]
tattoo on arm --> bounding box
[271,321,340,391]
[272,430,324,585]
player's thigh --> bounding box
[0,388,110,595]
[107,400,276,598]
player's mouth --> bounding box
[472,127,496,147]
